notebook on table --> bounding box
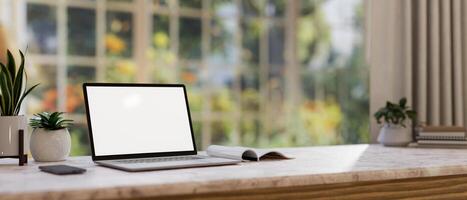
[414,126,467,148]
[206,145,291,161]
[416,126,466,141]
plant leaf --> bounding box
[12,50,25,106]
[14,83,39,115]
[399,97,407,108]
[386,101,391,108]
[0,94,3,115]
[29,111,73,130]
[0,67,12,115]
[6,50,16,81]
[375,97,416,126]
[0,63,13,91]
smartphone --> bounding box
[39,165,86,175]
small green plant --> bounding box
[0,50,39,116]
[374,97,416,127]
[29,112,73,130]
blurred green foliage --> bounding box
[27,0,368,156]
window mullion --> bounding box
[259,16,269,146]
[284,0,300,142]
[170,0,179,81]
[57,0,67,112]
[96,0,105,81]
[133,0,151,82]
[232,0,242,146]
[201,0,211,150]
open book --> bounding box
[206,145,291,161]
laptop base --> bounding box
[96,156,240,172]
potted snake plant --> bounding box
[29,112,73,162]
[0,50,39,157]
[374,97,416,146]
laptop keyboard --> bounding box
[113,156,202,164]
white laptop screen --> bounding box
[85,85,195,156]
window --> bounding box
[6,0,367,155]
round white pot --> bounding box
[377,124,412,146]
[30,128,71,162]
[0,115,28,156]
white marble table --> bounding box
[2,144,467,200]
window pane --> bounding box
[241,18,261,64]
[105,59,136,82]
[300,0,319,15]
[70,124,91,156]
[241,67,260,112]
[243,0,286,17]
[211,0,238,17]
[180,62,203,112]
[266,65,285,139]
[297,0,368,144]
[266,0,285,17]
[150,15,176,82]
[207,66,237,111]
[268,22,284,65]
[192,121,203,150]
[241,117,261,146]
[267,65,285,106]
[108,0,133,2]
[179,17,202,59]
[241,0,263,16]
[152,15,170,50]
[241,89,260,113]
[298,0,331,65]
[179,0,202,9]
[153,0,169,6]
[27,64,57,113]
[179,62,203,86]
[68,8,96,56]
[67,66,95,114]
[187,89,203,113]
[106,11,133,58]
[151,65,177,83]
[209,17,238,65]
[211,87,236,112]
[211,119,235,145]
[27,4,57,54]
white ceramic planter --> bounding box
[30,128,71,162]
[0,116,28,156]
[377,124,412,146]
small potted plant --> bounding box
[0,50,39,157]
[29,112,73,162]
[374,97,416,146]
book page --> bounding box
[207,145,292,161]
[254,149,291,160]
[206,145,258,161]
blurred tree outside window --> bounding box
[18,0,367,156]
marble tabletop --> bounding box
[2,144,467,200]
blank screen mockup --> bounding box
[85,86,195,156]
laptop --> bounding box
[83,83,240,171]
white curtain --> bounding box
[366,0,467,142]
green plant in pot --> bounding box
[0,50,39,157]
[374,97,416,146]
[29,112,73,162]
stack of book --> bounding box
[415,126,467,148]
